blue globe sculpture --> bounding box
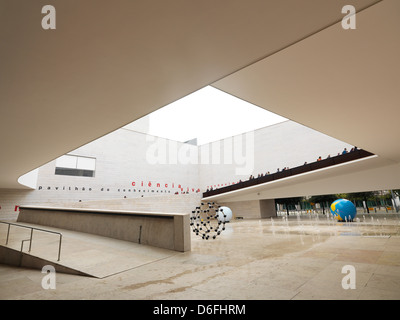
[330,199,357,221]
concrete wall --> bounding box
[34,127,200,203]
[219,199,276,219]
[0,121,352,221]
[198,121,353,191]
[18,206,191,252]
[0,128,201,221]
[50,193,202,214]
[259,199,277,218]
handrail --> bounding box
[0,221,62,261]
[203,149,375,198]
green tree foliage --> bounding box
[274,190,398,215]
[275,197,304,216]
[343,191,384,213]
[308,194,337,214]
[392,189,400,198]
[344,191,376,202]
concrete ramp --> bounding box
[0,222,177,278]
[0,245,92,277]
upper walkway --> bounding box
[203,149,375,198]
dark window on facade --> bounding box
[55,155,96,178]
[55,167,95,177]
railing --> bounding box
[203,149,375,198]
[0,221,62,261]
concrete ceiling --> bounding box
[213,0,400,163]
[206,0,400,201]
[1,0,398,199]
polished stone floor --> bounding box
[1,213,400,300]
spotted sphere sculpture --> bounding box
[330,199,357,221]
[189,202,229,240]
[217,206,232,222]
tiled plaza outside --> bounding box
[1,213,399,300]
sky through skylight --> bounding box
[131,86,287,145]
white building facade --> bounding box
[0,120,352,221]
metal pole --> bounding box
[57,234,62,261]
[29,228,33,252]
[391,190,399,213]
[6,223,10,245]
[138,225,142,244]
